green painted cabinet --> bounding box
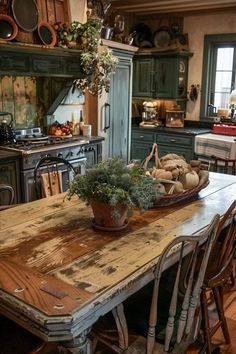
[133,52,191,100]
[0,43,84,78]
[133,56,154,97]
[0,156,21,204]
[131,128,196,163]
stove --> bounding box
[1,128,88,202]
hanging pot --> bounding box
[0,112,16,145]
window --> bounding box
[200,34,236,120]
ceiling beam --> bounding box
[110,0,236,15]
[137,6,236,18]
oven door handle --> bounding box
[104,103,111,133]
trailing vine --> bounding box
[55,18,118,95]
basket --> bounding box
[154,178,209,207]
[141,143,210,208]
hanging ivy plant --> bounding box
[55,18,118,96]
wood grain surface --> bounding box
[0,172,235,341]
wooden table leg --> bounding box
[62,329,92,354]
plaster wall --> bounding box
[184,12,236,121]
[68,0,87,22]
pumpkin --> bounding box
[179,170,199,190]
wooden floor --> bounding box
[187,286,236,354]
[94,284,236,354]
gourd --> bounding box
[179,170,199,190]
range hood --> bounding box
[0,42,84,78]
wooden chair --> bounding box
[0,183,15,211]
[200,199,236,354]
[211,155,236,175]
[92,214,220,354]
[33,156,76,199]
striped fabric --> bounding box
[195,133,236,160]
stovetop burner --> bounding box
[17,134,49,142]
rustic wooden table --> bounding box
[0,172,235,353]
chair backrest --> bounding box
[211,155,236,175]
[212,199,236,276]
[0,184,15,210]
[33,156,76,199]
[146,214,220,354]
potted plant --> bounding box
[55,18,118,95]
[68,158,161,230]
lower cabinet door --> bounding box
[131,142,154,166]
[0,160,20,204]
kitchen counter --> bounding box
[0,149,21,160]
[132,126,210,136]
[131,126,210,162]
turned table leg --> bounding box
[62,329,92,354]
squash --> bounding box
[198,170,209,187]
[179,170,199,190]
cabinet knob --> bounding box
[170,139,176,143]
[140,135,144,138]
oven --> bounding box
[1,128,88,202]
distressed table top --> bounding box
[0,172,235,342]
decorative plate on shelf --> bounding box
[153,27,171,48]
[12,0,39,32]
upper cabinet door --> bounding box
[154,57,176,98]
[132,56,155,97]
[132,52,190,100]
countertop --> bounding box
[132,125,210,136]
[0,136,104,158]
[0,149,21,160]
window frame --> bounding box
[200,33,236,121]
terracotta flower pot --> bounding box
[90,200,128,230]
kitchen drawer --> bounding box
[156,134,193,147]
[158,145,194,162]
[132,131,155,142]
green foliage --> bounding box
[55,18,118,95]
[68,158,160,218]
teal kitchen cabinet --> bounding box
[132,52,191,100]
[131,130,155,163]
[0,43,84,78]
[156,133,194,161]
[133,56,154,97]
[0,152,21,204]
[131,127,196,163]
